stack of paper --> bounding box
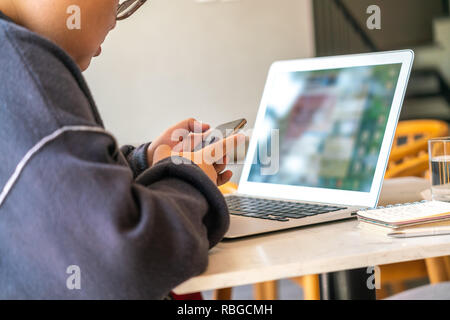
[357,201,450,237]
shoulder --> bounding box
[0,16,102,127]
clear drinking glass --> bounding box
[429,138,450,202]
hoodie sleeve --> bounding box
[120,143,151,178]
[2,129,230,300]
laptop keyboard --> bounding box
[226,196,347,222]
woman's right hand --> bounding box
[152,134,245,186]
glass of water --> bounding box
[429,138,450,202]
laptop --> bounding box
[224,50,414,239]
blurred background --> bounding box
[84,0,315,145]
[85,0,450,183]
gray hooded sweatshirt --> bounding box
[0,12,229,299]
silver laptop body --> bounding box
[224,50,414,239]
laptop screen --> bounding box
[247,63,402,193]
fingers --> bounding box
[173,131,210,153]
[169,119,210,151]
[213,155,228,173]
[188,118,210,133]
[152,143,232,186]
[217,170,233,186]
[173,118,210,134]
[202,133,246,164]
[214,162,227,174]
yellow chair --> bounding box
[379,119,450,298]
[385,120,448,179]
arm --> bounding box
[0,25,229,299]
[5,130,229,299]
[120,143,151,178]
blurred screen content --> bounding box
[248,64,402,192]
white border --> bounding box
[238,50,414,208]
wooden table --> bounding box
[174,177,449,295]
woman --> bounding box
[0,0,241,299]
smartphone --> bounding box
[195,118,247,151]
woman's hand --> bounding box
[146,118,210,167]
[152,134,245,186]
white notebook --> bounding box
[357,201,450,229]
